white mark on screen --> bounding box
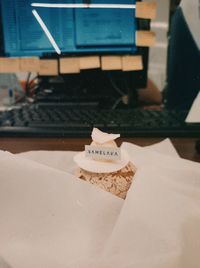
[31,3,136,9]
[32,9,61,55]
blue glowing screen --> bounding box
[0,0,137,56]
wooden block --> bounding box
[79,56,100,70]
[20,57,40,72]
[60,58,80,74]
[136,31,156,47]
[39,59,58,76]
[136,2,157,19]
[122,56,143,71]
[101,56,122,70]
[0,58,20,73]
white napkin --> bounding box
[0,151,122,268]
[0,139,200,268]
[18,150,78,174]
[100,143,200,268]
[70,142,200,268]
[0,257,11,268]
[145,138,180,157]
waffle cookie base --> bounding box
[76,162,136,199]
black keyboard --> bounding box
[0,104,199,137]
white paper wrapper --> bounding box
[70,142,200,268]
[0,257,10,268]
[17,139,179,171]
[0,151,123,268]
[145,138,180,157]
[0,139,200,268]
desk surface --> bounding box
[0,137,199,162]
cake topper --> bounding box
[91,127,120,144]
[74,128,129,173]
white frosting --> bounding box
[91,128,120,144]
[91,140,117,148]
[90,128,120,163]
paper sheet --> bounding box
[145,138,180,157]
[186,91,200,123]
[104,143,200,267]
[70,142,200,268]
[18,139,178,172]
[0,139,200,268]
[73,162,200,268]
[0,151,123,268]
[181,0,200,50]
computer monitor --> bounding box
[0,0,149,104]
[0,0,138,57]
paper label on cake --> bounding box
[85,145,121,161]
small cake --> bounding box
[77,162,136,199]
[74,128,136,199]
